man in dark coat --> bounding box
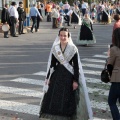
[17,1,26,34]
[1,3,10,38]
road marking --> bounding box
[0,86,43,98]
[33,71,46,76]
[86,77,110,85]
[88,87,109,96]
[91,100,110,111]
[0,62,47,65]
[84,70,101,75]
[93,117,111,120]
[0,53,112,118]
[11,78,44,86]
[82,63,104,69]
[0,100,40,116]
[81,58,105,63]
[93,55,108,58]
[33,70,101,76]
[103,52,107,55]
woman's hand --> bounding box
[73,81,78,90]
[45,79,50,85]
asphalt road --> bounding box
[0,20,114,120]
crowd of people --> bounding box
[1,0,120,38]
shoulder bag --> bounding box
[101,61,110,83]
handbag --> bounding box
[101,61,110,83]
[2,24,10,31]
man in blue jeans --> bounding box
[30,4,42,33]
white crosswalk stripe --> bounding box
[11,78,44,86]
[88,87,109,96]
[0,86,43,98]
[33,71,46,76]
[83,69,101,75]
[0,100,40,116]
[93,55,108,58]
[86,77,110,85]
[82,63,104,69]
[81,58,105,63]
[91,100,109,110]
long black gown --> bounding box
[71,12,79,24]
[80,23,93,41]
[76,18,96,45]
[40,51,79,119]
[102,10,108,23]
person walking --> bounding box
[1,3,10,38]
[64,9,73,26]
[8,2,19,37]
[39,27,93,120]
[71,5,82,29]
[17,1,26,35]
[63,1,70,14]
[107,28,120,120]
[30,4,42,33]
[76,13,96,46]
[81,0,88,16]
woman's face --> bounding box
[59,31,69,44]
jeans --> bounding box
[108,83,120,120]
[82,8,86,16]
[97,13,102,22]
[31,16,37,32]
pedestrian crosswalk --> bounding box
[0,52,112,119]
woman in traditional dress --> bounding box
[71,5,82,29]
[101,3,110,24]
[39,27,93,120]
[76,13,96,46]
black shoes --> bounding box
[4,36,9,38]
[31,30,33,33]
[13,35,18,37]
[19,32,25,35]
